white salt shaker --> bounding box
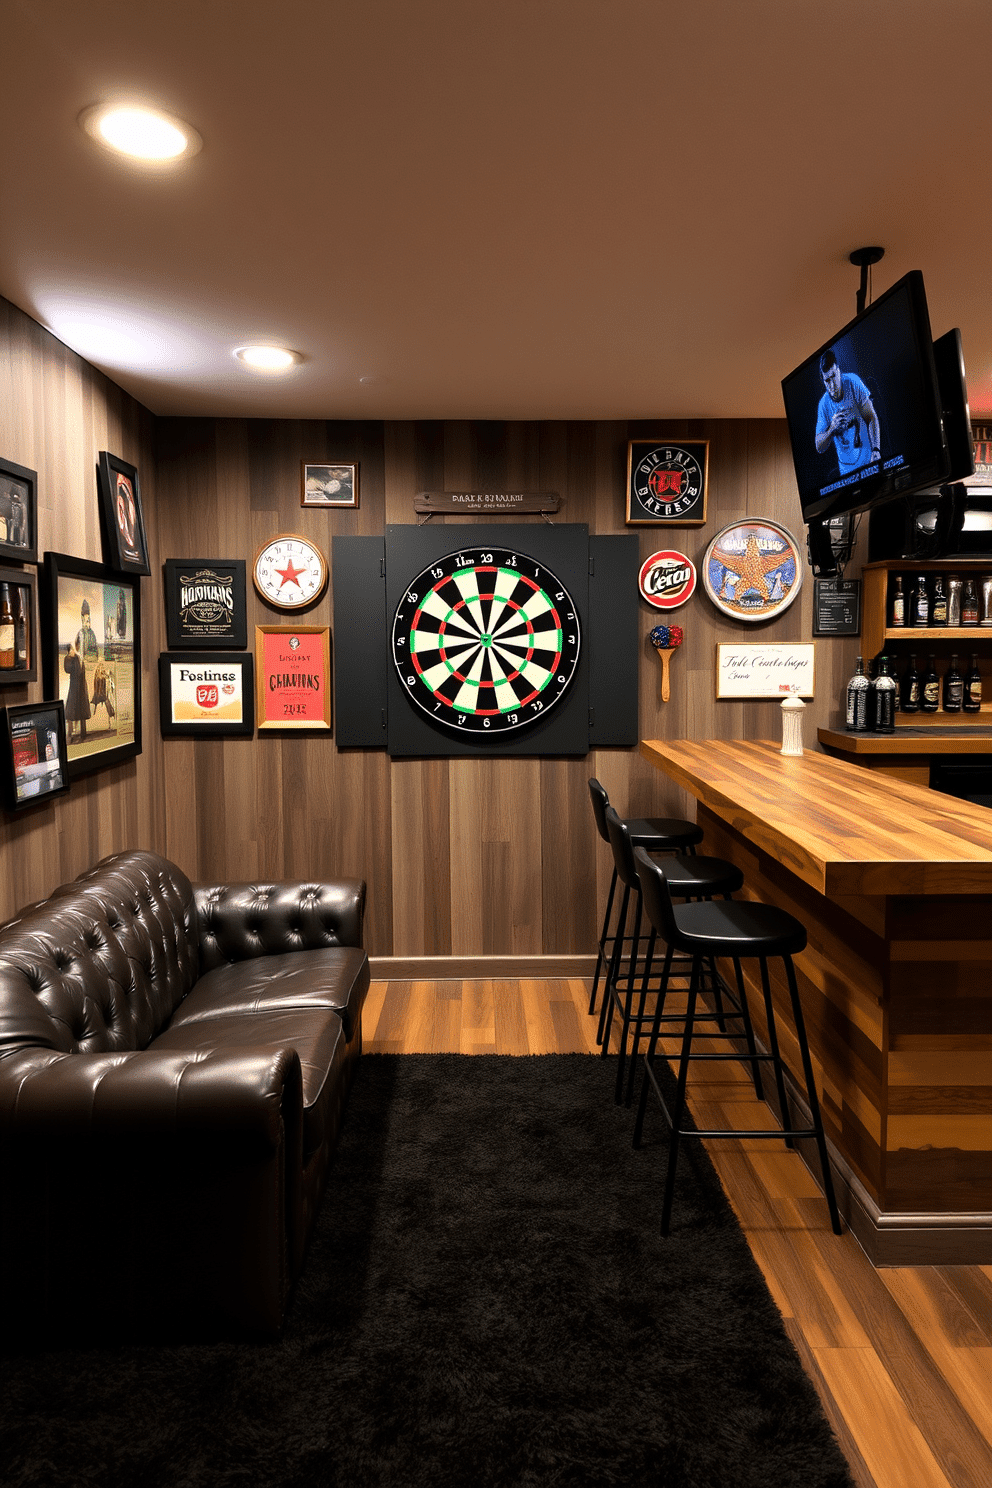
[780,695,805,756]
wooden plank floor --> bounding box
[364,977,992,1488]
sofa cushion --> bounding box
[153,1008,347,1163]
[167,948,369,1042]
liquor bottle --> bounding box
[871,657,897,733]
[964,655,983,713]
[890,575,906,627]
[913,574,930,625]
[921,654,940,713]
[948,576,963,626]
[901,654,921,713]
[962,578,979,625]
[845,656,869,731]
[942,654,964,712]
[931,574,948,626]
[0,584,13,670]
[11,585,27,670]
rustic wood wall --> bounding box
[0,297,862,958]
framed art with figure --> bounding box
[41,552,142,779]
[97,451,151,575]
[0,456,38,564]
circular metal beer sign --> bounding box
[638,549,697,610]
[702,519,803,622]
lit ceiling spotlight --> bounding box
[79,103,202,163]
[235,346,301,372]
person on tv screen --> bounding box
[814,349,881,476]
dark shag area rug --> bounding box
[1,1053,854,1488]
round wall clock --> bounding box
[391,546,581,735]
[702,518,803,622]
[252,533,328,610]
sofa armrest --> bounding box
[194,878,366,970]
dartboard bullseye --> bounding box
[391,547,581,735]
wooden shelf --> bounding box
[883,626,992,641]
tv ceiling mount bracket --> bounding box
[849,245,885,315]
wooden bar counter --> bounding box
[640,737,992,1264]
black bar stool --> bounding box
[587,778,702,1018]
[599,805,745,1105]
[631,845,842,1237]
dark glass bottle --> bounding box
[921,655,940,713]
[962,578,980,625]
[913,574,930,626]
[871,657,897,733]
[11,585,27,670]
[845,656,869,731]
[964,655,983,713]
[901,654,921,713]
[942,654,964,712]
[931,574,948,626]
[0,584,13,670]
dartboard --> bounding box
[391,547,581,735]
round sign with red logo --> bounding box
[638,550,697,610]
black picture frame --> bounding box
[97,451,150,575]
[158,651,254,737]
[41,552,142,779]
[0,698,70,811]
[0,456,38,564]
[164,558,247,649]
[0,564,38,684]
[625,439,709,526]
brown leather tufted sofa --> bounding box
[0,848,369,1339]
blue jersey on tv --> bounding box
[816,373,873,475]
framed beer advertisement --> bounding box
[97,451,151,575]
[164,558,247,649]
[0,699,70,811]
[626,440,709,526]
[0,455,38,564]
[158,652,254,737]
[41,552,142,779]
[255,625,331,731]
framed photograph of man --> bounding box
[97,451,151,575]
[41,552,142,779]
[301,463,359,509]
[0,699,70,812]
[0,456,38,564]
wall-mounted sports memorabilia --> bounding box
[301,463,359,509]
[626,440,709,526]
[252,534,328,610]
[97,452,150,575]
[649,624,683,702]
[702,519,803,623]
[164,558,247,649]
[41,552,141,779]
[255,625,331,730]
[158,652,254,738]
[0,699,70,811]
[0,455,38,564]
[638,549,696,610]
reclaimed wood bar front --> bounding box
[640,737,992,1265]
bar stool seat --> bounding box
[662,898,807,958]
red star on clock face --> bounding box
[276,559,305,589]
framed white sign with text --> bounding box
[716,642,815,699]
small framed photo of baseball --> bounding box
[0,456,38,564]
[97,452,151,575]
[301,463,359,509]
[158,652,254,738]
[626,440,709,526]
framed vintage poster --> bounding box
[0,563,38,684]
[255,625,331,730]
[158,652,254,737]
[716,642,815,698]
[626,440,708,526]
[0,456,38,564]
[0,699,70,811]
[164,558,247,648]
[301,462,359,509]
[97,451,151,575]
[703,518,803,623]
[41,552,142,779]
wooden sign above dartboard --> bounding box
[413,491,561,520]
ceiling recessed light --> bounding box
[235,345,301,372]
[79,103,202,163]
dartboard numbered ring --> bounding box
[392,547,581,735]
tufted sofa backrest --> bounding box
[0,850,200,1057]
[195,879,365,971]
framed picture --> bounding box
[164,558,247,648]
[716,642,815,698]
[702,518,804,623]
[301,462,359,509]
[626,440,709,526]
[41,552,141,779]
[255,625,331,731]
[97,451,150,575]
[0,564,38,684]
[0,699,70,812]
[0,456,38,563]
[158,652,254,737]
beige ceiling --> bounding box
[2,0,990,421]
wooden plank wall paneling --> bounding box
[0,297,867,951]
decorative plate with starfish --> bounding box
[702,519,803,623]
[252,533,328,610]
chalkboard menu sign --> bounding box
[813,578,861,636]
